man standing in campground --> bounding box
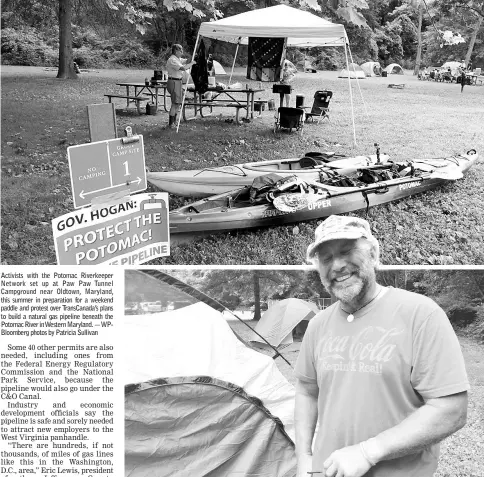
[165,44,195,128]
[294,215,469,477]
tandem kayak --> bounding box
[169,150,478,240]
[147,151,389,198]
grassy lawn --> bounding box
[231,318,484,477]
[1,65,483,265]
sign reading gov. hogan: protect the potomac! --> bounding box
[52,193,169,265]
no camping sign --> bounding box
[52,193,170,265]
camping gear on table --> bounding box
[305,90,332,123]
[168,150,477,239]
[274,107,305,134]
[124,269,296,476]
[147,150,390,198]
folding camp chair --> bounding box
[305,90,332,123]
[274,107,304,135]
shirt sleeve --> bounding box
[294,318,318,383]
[411,307,470,400]
[167,56,183,71]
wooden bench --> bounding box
[182,101,246,124]
[104,94,148,114]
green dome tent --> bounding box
[385,63,404,74]
[361,61,381,77]
[124,270,297,477]
[338,62,366,79]
[250,297,320,348]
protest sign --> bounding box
[68,136,147,209]
[52,193,169,265]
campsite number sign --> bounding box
[68,136,147,209]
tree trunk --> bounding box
[465,15,483,68]
[413,2,424,75]
[252,271,261,321]
[57,0,77,79]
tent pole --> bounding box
[229,39,241,85]
[344,42,357,147]
[347,44,370,120]
[176,33,201,133]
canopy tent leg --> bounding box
[228,39,241,86]
[176,34,202,133]
[344,43,357,147]
[347,44,370,120]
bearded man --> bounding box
[294,215,469,477]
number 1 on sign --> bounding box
[123,161,130,176]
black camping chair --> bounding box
[305,90,333,123]
[274,107,304,135]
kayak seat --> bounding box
[299,156,325,168]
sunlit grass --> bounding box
[1,66,483,264]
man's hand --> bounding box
[296,453,313,477]
[323,444,372,477]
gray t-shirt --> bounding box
[294,287,469,477]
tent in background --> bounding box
[251,298,320,348]
[385,63,404,74]
[339,62,366,79]
[212,59,227,75]
[124,270,296,477]
[361,61,381,76]
[442,61,464,75]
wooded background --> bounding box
[2,0,483,76]
[125,269,484,341]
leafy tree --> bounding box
[55,0,154,78]
[167,269,329,319]
[439,0,484,66]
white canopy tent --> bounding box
[198,5,347,47]
[177,5,359,145]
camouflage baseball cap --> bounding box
[307,215,374,260]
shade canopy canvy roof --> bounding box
[198,5,348,47]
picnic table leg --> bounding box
[162,87,169,112]
[134,86,140,108]
[125,86,130,108]
[250,93,255,119]
[154,87,159,110]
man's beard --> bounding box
[320,264,376,307]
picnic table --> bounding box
[182,86,265,124]
[105,81,169,113]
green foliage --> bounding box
[167,270,329,311]
[1,26,58,66]
[422,16,484,67]
[104,36,156,67]
[409,270,484,341]
[1,23,157,68]
[344,23,379,63]
[374,23,404,63]
[306,47,344,70]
